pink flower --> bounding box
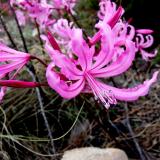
[52,18,74,41]
[0,44,31,75]
[46,28,158,109]
[10,0,54,28]
[0,44,31,102]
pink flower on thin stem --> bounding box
[45,28,158,109]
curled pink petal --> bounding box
[98,71,159,101]
[140,49,157,61]
[135,32,155,61]
[136,29,154,34]
[91,40,136,78]
[46,63,85,99]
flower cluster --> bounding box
[10,0,77,28]
[0,0,158,108]
[96,0,157,61]
[10,0,55,28]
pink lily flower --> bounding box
[0,44,31,76]
[46,28,158,109]
[0,44,31,102]
[10,0,54,28]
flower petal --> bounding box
[91,40,136,78]
[71,29,94,71]
[0,43,30,57]
[92,24,115,70]
[0,60,27,75]
[47,31,61,51]
[98,71,159,101]
[136,29,154,34]
[46,62,85,99]
[47,49,83,80]
[140,49,157,61]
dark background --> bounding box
[122,0,160,47]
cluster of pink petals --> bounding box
[43,0,158,108]
[0,0,158,108]
[45,23,158,108]
[10,0,55,28]
[96,0,157,61]
[10,0,77,28]
[0,43,31,102]
[48,18,78,55]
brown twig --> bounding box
[30,70,56,154]
[9,5,28,53]
[124,103,146,160]
[34,19,45,55]
[30,55,48,67]
[0,15,17,49]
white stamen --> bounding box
[85,73,116,109]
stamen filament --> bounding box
[85,72,111,109]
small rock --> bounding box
[61,147,128,160]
